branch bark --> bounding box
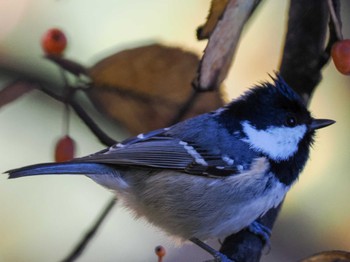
[279,0,330,102]
[220,0,330,261]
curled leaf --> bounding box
[88,44,225,135]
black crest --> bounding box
[272,74,304,105]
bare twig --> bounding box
[327,0,343,40]
[39,86,117,146]
[61,197,117,262]
[0,63,118,262]
[69,97,116,146]
[38,83,119,262]
[321,0,341,68]
[168,90,200,125]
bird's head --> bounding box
[220,75,335,162]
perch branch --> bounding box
[220,0,330,261]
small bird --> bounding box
[6,75,334,261]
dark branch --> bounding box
[168,90,200,125]
[39,85,117,147]
[69,97,116,147]
[220,0,330,261]
[61,197,117,262]
[279,0,329,102]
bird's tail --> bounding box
[6,162,116,179]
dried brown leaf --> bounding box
[194,0,261,91]
[0,81,36,108]
[88,44,225,135]
[197,0,230,40]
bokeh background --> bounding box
[0,1,349,261]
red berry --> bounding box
[41,28,67,55]
[55,135,75,162]
[155,245,166,260]
[331,39,350,75]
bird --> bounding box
[6,75,335,261]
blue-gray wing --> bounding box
[75,129,239,177]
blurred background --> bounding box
[0,0,349,261]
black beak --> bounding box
[310,118,335,130]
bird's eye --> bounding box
[286,116,297,127]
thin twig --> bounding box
[59,68,70,89]
[38,85,116,146]
[319,0,340,70]
[168,90,200,125]
[327,0,343,40]
[69,98,116,147]
[0,73,119,262]
[39,84,118,262]
[61,197,117,262]
[62,103,70,136]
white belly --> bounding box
[87,158,289,240]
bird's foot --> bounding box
[248,221,271,252]
[190,238,234,262]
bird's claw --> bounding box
[248,221,271,252]
[190,238,234,262]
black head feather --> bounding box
[271,74,304,105]
[218,74,311,132]
[216,74,315,185]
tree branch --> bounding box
[279,0,330,102]
[38,85,117,146]
[220,0,330,261]
[69,97,116,146]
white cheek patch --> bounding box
[241,121,307,161]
